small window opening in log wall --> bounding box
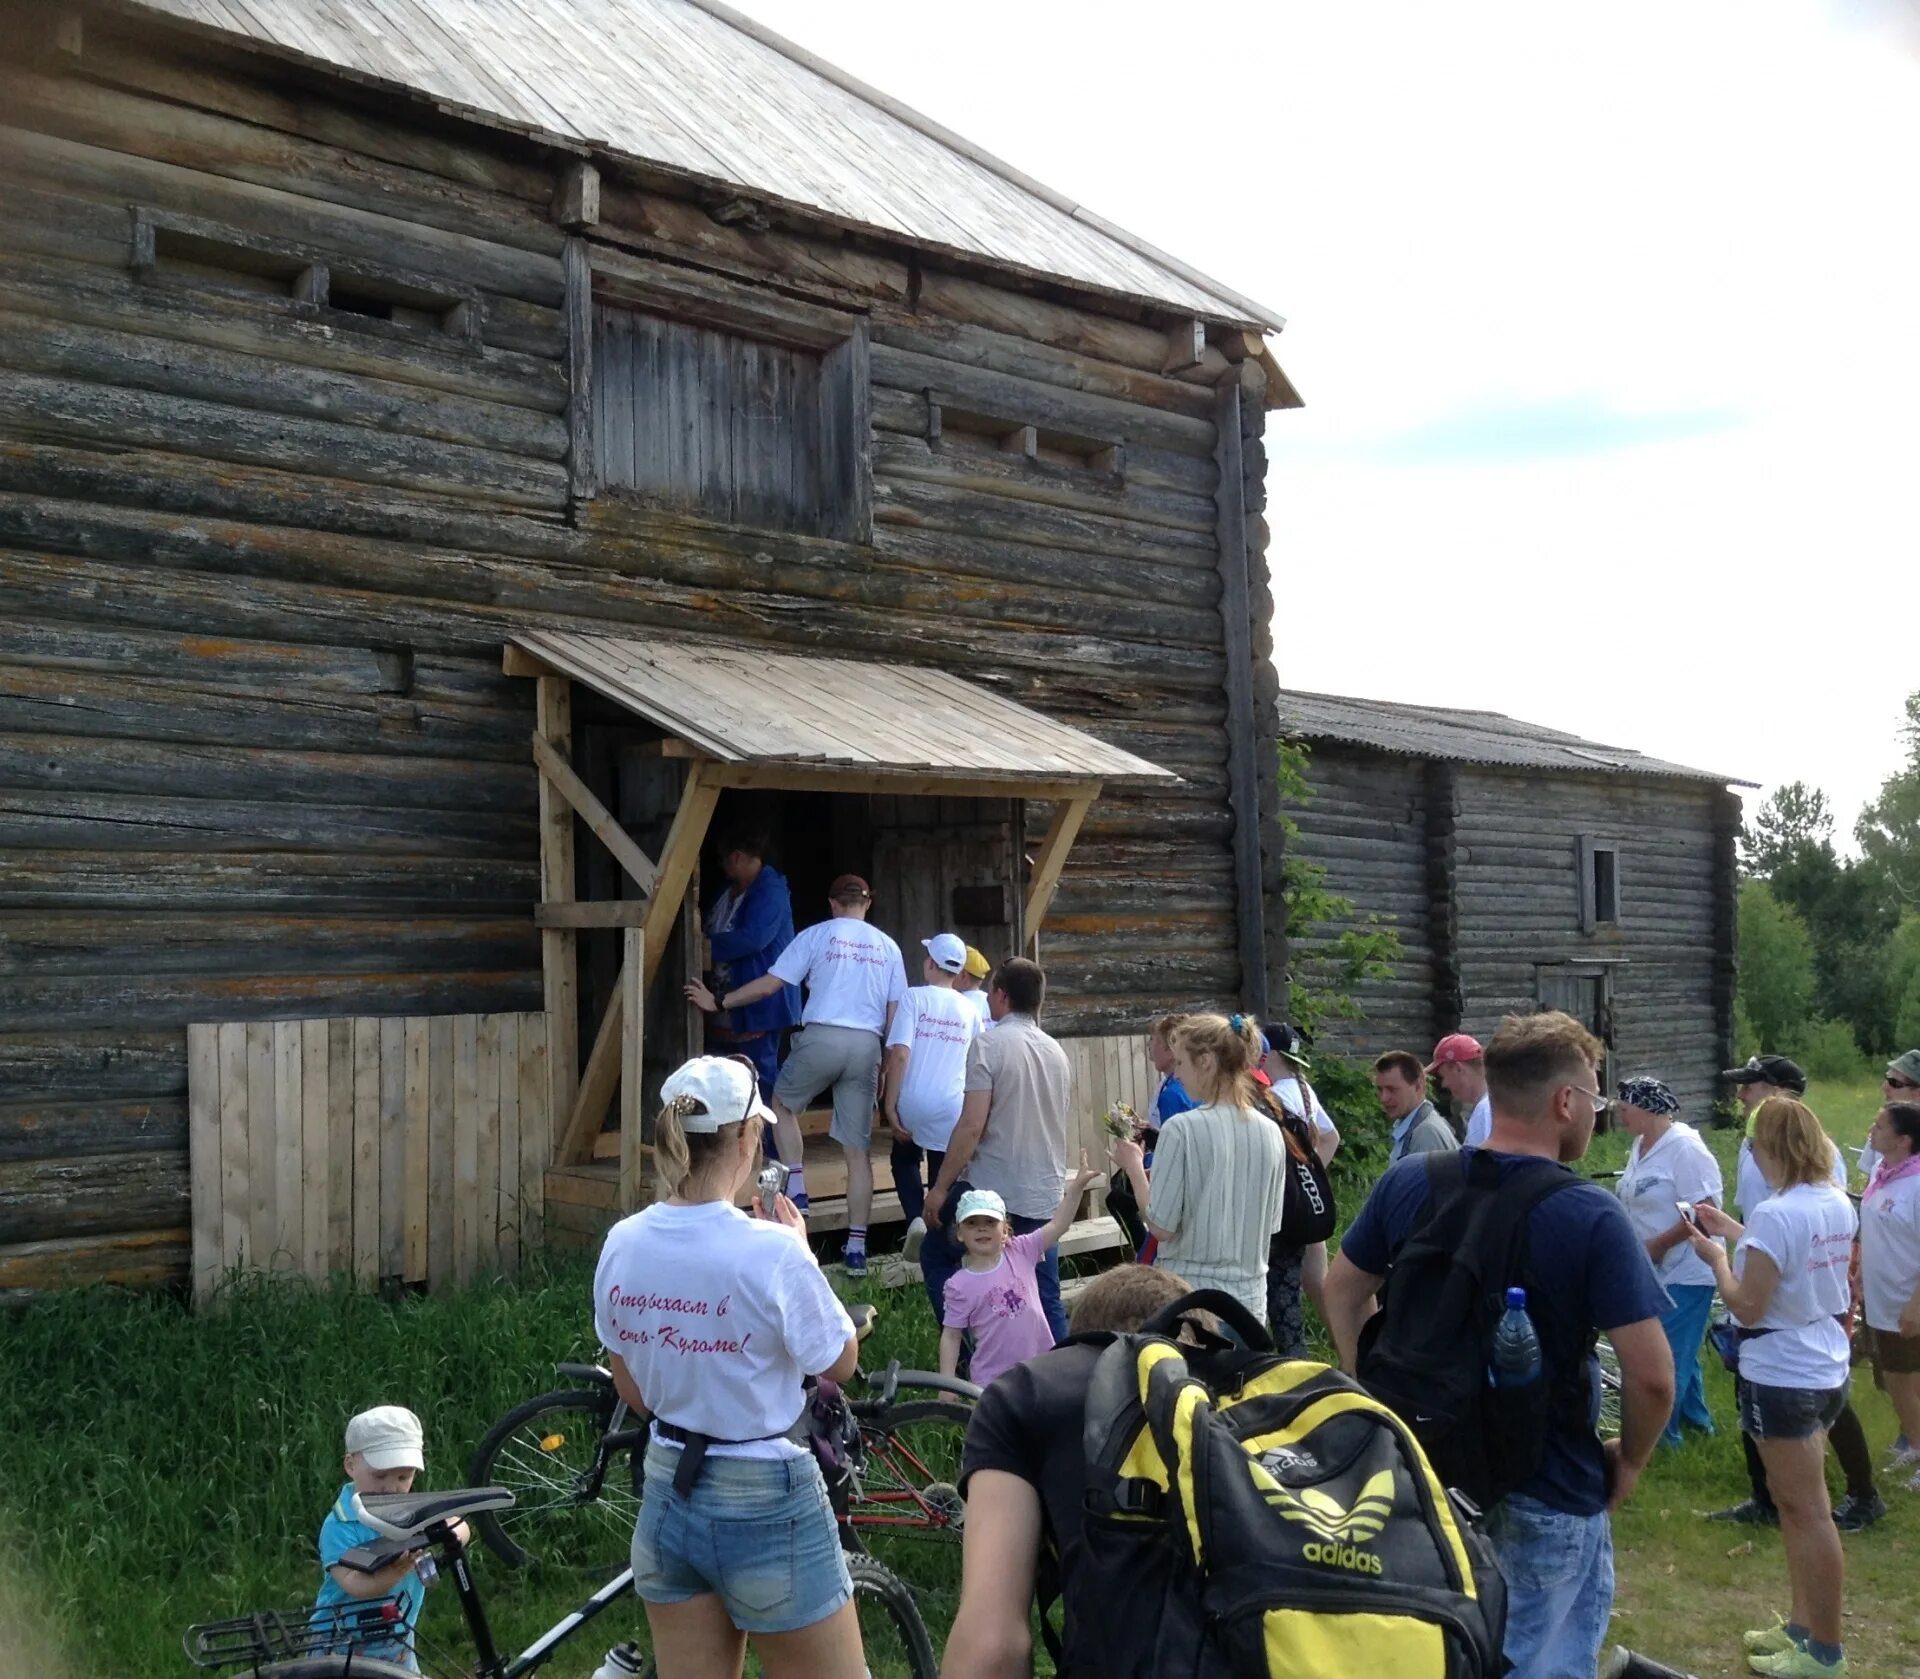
[1579,835,1622,931]
[591,302,867,539]
[926,394,1123,479]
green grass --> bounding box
[2,1075,1912,1678]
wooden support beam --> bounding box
[531,731,659,895]
[620,927,644,1212]
[634,737,706,758]
[555,161,601,231]
[536,677,579,1137]
[502,644,554,679]
[999,423,1037,458]
[563,235,595,504]
[535,900,649,929]
[1024,792,1095,946]
[558,762,720,1164]
[1162,317,1207,374]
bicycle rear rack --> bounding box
[183,1597,467,1678]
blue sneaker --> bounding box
[842,1246,868,1278]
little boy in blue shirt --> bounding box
[313,1405,466,1671]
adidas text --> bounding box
[1301,1541,1383,1574]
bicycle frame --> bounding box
[426,1520,634,1679]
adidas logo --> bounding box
[1301,1541,1384,1574]
[1266,1468,1395,1575]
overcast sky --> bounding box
[743,0,1920,838]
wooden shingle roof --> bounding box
[124,0,1284,330]
[1277,689,1749,786]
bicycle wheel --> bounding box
[256,1661,417,1679]
[467,1387,639,1570]
[850,1401,971,1549]
[848,1553,938,1679]
[1597,1335,1623,1437]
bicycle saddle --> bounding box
[356,1486,515,1539]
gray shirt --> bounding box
[962,1013,1072,1218]
[1390,1099,1460,1163]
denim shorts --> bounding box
[1738,1376,1849,1440]
[632,1444,851,1634]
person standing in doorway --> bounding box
[886,933,983,1266]
[922,958,1074,1342]
[954,946,995,1031]
[687,874,906,1274]
[1430,1032,1492,1147]
[1711,1055,1882,1531]
[699,833,799,1102]
[1374,1049,1459,1164]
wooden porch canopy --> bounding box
[503,629,1175,1181]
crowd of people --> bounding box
[323,835,1920,1679]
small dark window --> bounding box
[1578,835,1621,931]
[591,304,866,538]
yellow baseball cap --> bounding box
[963,945,991,980]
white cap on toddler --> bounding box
[345,1405,425,1471]
[954,1188,1008,1225]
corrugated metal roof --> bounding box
[122,0,1284,330]
[515,630,1177,784]
[1277,689,1750,785]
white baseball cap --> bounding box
[954,1188,1008,1225]
[922,933,968,974]
[661,1055,775,1133]
[345,1405,425,1471]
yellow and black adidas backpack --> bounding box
[1066,1289,1507,1678]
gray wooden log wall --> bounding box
[0,21,1280,1290]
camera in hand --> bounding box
[1675,1200,1703,1230]
[757,1161,792,1210]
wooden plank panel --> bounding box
[187,1022,220,1302]
[518,1011,549,1241]
[244,1021,276,1271]
[497,1012,521,1272]
[351,1017,380,1287]
[454,1012,480,1287]
[379,1016,406,1280]
[300,1019,329,1279]
[427,1014,455,1289]
[326,1019,353,1275]
[403,1017,430,1285]
[475,1012,502,1272]
[620,929,643,1214]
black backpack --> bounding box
[1355,1151,1591,1511]
[1048,1290,1507,1679]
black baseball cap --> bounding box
[1720,1054,1807,1095]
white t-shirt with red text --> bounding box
[1734,1182,1856,1389]
[1860,1168,1920,1333]
[886,984,981,1150]
[770,918,908,1034]
[594,1201,852,1458]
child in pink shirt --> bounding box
[939,1158,1099,1388]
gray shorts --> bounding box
[773,1024,881,1149]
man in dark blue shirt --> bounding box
[697,833,799,1098]
[1325,1010,1675,1679]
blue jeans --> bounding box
[919,1179,1067,1342]
[1659,1283,1718,1446]
[1486,1495,1614,1679]
[890,1139,943,1228]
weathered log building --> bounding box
[0,0,1296,1295]
[1278,690,1747,1117]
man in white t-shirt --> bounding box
[687,873,906,1275]
[1428,1032,1491,1148]
[884,932,983,1264]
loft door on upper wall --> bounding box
[867,796,1022,973]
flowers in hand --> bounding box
[1102,1101,1141,1142]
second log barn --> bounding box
[0,0,1298,1296]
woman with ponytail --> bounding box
[1109,1012,1288,1319]
[592,1056,865,1678]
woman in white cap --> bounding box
[1613,1075,1723,1447]
[592,1056,865,1678]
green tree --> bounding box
[1857,692,1920,911]
[1737,879,1816,1051]
[1741,780,1834,878]
[1886,915,1920,1052]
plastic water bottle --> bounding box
[591,1643,646,1679]
[1488,1286,1542,1387]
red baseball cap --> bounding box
[1426,1032,1483,1073]
[828,873,871,901]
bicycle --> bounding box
[183,1479,938,1679]
[468,1358,980,1573]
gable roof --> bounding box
[1276,689,1749,786]
[122,0,1285,332]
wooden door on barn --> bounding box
[1537,964,1618,1110]
[867,796,1023,965]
